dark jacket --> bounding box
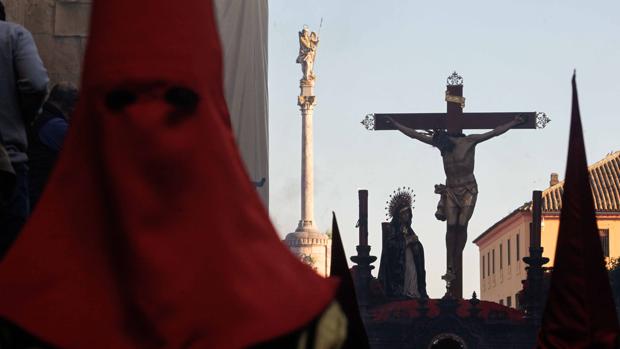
[28,103,68,208]
[0,144,15,205]
[0,20,49,164]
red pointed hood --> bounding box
[536,74,619,348]
[83,2,222,86]
[0,1,337,348]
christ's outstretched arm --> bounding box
[387,116,434,145]
[468,116,525,144]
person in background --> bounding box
[0,0,49,258]
[28,82,78,209]
[0,145,15,209]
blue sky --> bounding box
[268,0,620,298]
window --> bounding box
[487,252,490,276]
[516,234,520,261]
[499,299,504,306]
[515,294,520,309]
[482,255,485,279]
[507,239,511,266]
[500,243,503,269]
[492,249,495,274]
[507,296,512,308]
[600,229,610,257]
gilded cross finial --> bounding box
[536,112,551,129]
[447,71,463,86]
[361,114,376,130]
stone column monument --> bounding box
[285,26,330,277]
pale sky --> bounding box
[267,0,620,298]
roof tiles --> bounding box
[520,151,620,213]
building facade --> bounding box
[473,151,620,306]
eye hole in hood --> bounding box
[105,89,138,111]
[165,87,200,113]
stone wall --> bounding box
[4,0,91,86]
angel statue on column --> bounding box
[296,26,319,82]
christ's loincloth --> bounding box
[434,180,478,221]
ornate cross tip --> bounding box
[535,112,551,129]
[361,113,376,130]
[447,71,464,86]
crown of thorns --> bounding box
[385,187,416,219]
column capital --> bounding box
[298,95,317,109]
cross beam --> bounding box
[373,112,537,131]
[362,72,549,133]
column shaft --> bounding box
[300,107,314,227]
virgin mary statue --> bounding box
[378,188,428,299]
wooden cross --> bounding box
[362,72,549,133]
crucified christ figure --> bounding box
[387,115,525,298]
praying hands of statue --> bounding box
[405,231,418,245]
